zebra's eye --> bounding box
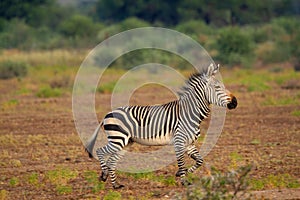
[215,85,221,89]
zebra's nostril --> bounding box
[227,96,237,109]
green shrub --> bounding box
[269,17,300,68]
[59,14,102,38]
[256,41,290,64]
[109,49,191,70]
[97,17,150,42]
[215,27,254,67]
[0,60,28,79]
[179,165,253,200]
[175,20,214,43]
[0,19,34,49]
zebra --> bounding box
[85,63,238,189]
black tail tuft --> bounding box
[85,147,94,158]
[84,122,102,159]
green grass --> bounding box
[27,172,39,187]
[223,68,300,92]
[83,170,105,193]
[46,167,78,185]
[97,81,117,94]
[9,177,19,187]
[45,167,78,194]
[250,139,261,145]
[162,176,177,186]
[36,86,62,98]
[250,174,300,190]
[229,152,244,169]
[291,110,300,116]
[1,99,19,110]
[262,95,300,106]
[103,190,122,200]
[56,185,73,195]
[223,69,271,92]
[125,172,156,180]
[123,171,177,186]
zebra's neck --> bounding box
[179,74,210,124]
[178,79,210,123]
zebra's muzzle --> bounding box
[227,96,237,110]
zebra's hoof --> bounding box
[181,179,192,186]
[113,183,124,189]
[99,171,108,182]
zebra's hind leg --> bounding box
[187,144,203,174]
[95,147,109,182]
[106,151,125,189]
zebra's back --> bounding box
[103,101,179,146]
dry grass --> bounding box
[0,49,87,67]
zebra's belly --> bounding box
[132,135,173,146]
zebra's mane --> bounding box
[177,71,207,98]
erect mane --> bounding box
[177,71,206,97]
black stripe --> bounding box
[105,111,132,132]
[105,113,114,118]
[108,136,126,146]
[104,124,129,137]
[110,141,123,148]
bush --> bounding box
[0,19,35,49]
[215,27,254,67]
[97,17,150,42]
[266,17,300,68]
[59,14,102,38]
[256,41,290,64]
[0,60,28,79]
[178,165,253,200]
[175,20,214,36]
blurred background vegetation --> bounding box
[0,0,299,71]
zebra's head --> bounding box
[204,64,237,110]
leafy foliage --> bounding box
[215,27,254,67]
[59,15,102,38]
[0,0,299,70]
[179,165,253,200]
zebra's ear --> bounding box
[206,63,219,77]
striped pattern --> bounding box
[86,64,237,188]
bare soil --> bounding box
[0,78,299,200]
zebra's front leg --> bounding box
[106,151,124,189]
[187,144,203,174]
[174,139,189,185]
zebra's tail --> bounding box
[85,121,103,158]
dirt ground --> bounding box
[0,75,299,199]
